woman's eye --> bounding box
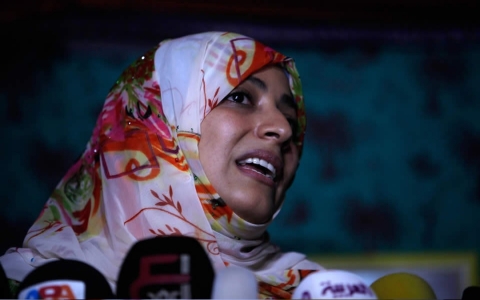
[225,91,251,104]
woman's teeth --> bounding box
[237,157,276,179]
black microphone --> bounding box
[0,262,12,299]
[462,286,480,300]
[116,236,215,299]
[17,259,114,299]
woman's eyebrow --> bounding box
[247,76,267,91]
[247,75,297,111]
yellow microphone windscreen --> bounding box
[370,272,437,299]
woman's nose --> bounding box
[255,107,293,144]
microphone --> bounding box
[17,259,114,299]
[462,286,480,299]
[292,270,377,299]
[116,236,215,299]
[0,262,12,299]
[370,272,437,299]
[211,266,258,299]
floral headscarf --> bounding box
[0,32,321,299]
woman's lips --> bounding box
[235,149,283,182]
[236,163,276,187]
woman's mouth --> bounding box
[237,157,276,180]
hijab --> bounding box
[0,31,322,299]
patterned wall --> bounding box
[271,44,480,255]
[1,36,479,260]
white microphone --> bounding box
[211,266,258,299]
[292,270,377,299]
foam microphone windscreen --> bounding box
[292,270,377,299]
[0,262,12,299]
[462,286,480,299]
[211,266,258,299]
[370,272,437,299]
[17,259,114,299]
[116,236,215,299]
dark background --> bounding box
[2,0,479,287]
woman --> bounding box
[0,31,322,298]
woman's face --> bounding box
[199,65,300,224]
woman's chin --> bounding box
[235,209,274,225]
